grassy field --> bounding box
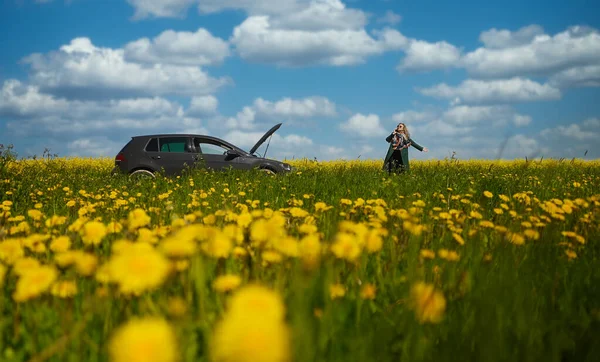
[0,155,599,362]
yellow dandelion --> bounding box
[127,208,151,231]
[51,280,78,298]
[211,285,290,362]
[80,221,107,246]
[331,232,361,262]
[329,283,346,299]
[360,283,377,300]
[483,191,493,198]
[107,244,171,295]
[213,274,242,293]
[27,209,43,221]
[420,249,435,259]
[13,265,58,302]
[565,249,577,260]
[262,250,283,264]
[109,317,178,362]
[50,236,71,253]
[410,282,446,324]
[452,233,465,245]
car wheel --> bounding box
[260,168,276,176]
[129,169,155,180]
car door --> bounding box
[193,138,232,171]
[153,136,197,175]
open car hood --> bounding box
[249,123,282,156]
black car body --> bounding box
[112,123,292,177]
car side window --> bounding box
[159,137,188,153]
[145,138,159,152]
[194,138,230,155]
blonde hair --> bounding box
[397,123,411,139]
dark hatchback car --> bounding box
[112,123,292,178]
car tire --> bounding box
[260,167,276,175]
[129,169,155,180]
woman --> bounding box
[382,123,428,174]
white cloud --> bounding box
[479,25,545,49]
[442,105,532,128]
[0,79,69,117]
[339,113,386,137]
[377,10,401,25]
[270,0,367,31]
[462,26,600,79]
[513,114,532,127]
[67,137,124,157]
[398,39,461,71]
[583,117,600,128]
[392,110,435,124]
[253,96,337,118]
[22,37,230,99]
[187,95,218,116]
[126,0,196,19]
[197,0,300,16]
[548,65,600,88]
[419,78,561,104]
[225,96,337,129]
[230,16,406,66]
[124,28,230,66]
[540,122,599,141]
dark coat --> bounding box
[382,132,424,172]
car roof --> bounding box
[133,134,215,138]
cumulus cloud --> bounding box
[339,113,386,137]
[225,96,337,129]
[540,118,600,141]
[126,0,196,19]
[21,37,230,99]
[0,78,220,144]
[392,110,435,124]
[124,28,230,66]
[398,39,461,72]
[230,16,406,66]
[418,78,561,104]
[442,105,531,127]
[548,65,600,88]
[187,95,219,116]
[197,0,300,16]
[463,26,600,79]
[377,10,402,25]
[479,24,545,49]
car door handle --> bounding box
[152,155,161,160]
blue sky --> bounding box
[1,0,599,161]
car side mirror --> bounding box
[225,149,240,158]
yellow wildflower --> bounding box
[107,243,171,295]
[127,208,151,231]
[211,285,290,362]
[410,282,446,324]
[51,280,78,298]
[329,283,346,299]
[109,317,178,362]
[213,274,242,293]
[13,265,58,302]
[331,232,361,262]
[50,236,71,253]
[80,221,107,246]
[452,233,465,246]
[483,191,493,198]
[360,283,377,300]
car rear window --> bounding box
[159,137,187,153]
[145,138,159,152]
